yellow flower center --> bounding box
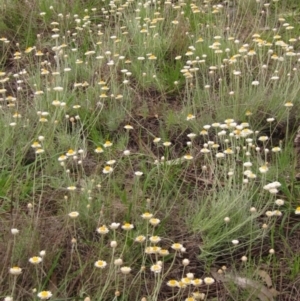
[40,291,49,297]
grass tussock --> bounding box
[0,0,300,300]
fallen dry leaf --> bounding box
[211,268,278,301]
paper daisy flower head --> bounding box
[159,249,169,256]
[95,146,103,153]
[68,211,79,219]
[204,277,215,285]
[94,260,107,269]
[259,165,269,173]
[224,148,234,155]
[109,222,120,229]
[150,263,162,273]
[135,235,146,243]
[184,154,193,160]
[31,141,41,148]
[11,228,19,235]
[258,136,268,142]
[123,149,130,156]
[181,277,191,285]
[103,166,113,174]
[177,281,187,289]
[66,149,76,157]
[103,140,113,148]
[284,101,293,107]
[149,218,160,226]
[120,266,131,274]
[200,148,210,154]
[124,124,133,130]
[141,212,153,219]
[167,279,178,287]
[35,148,45,154]
[272,147,281,153]
[216,153,225,158]
[192,278,203,286]
[58,155,67,162]
[187,133,196,139]
[149,236,161,244]
[186,114,195,121]
[29,256,42,265]
[275,199,284,206]
[171,243,183,251]
[9,266,22,276]
[97,225,109,235]
[37,291,52,300]
[106,160,116,165]
[147,246,161,254]
[122,222,134,230]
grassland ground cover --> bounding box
[1,0,300,300]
